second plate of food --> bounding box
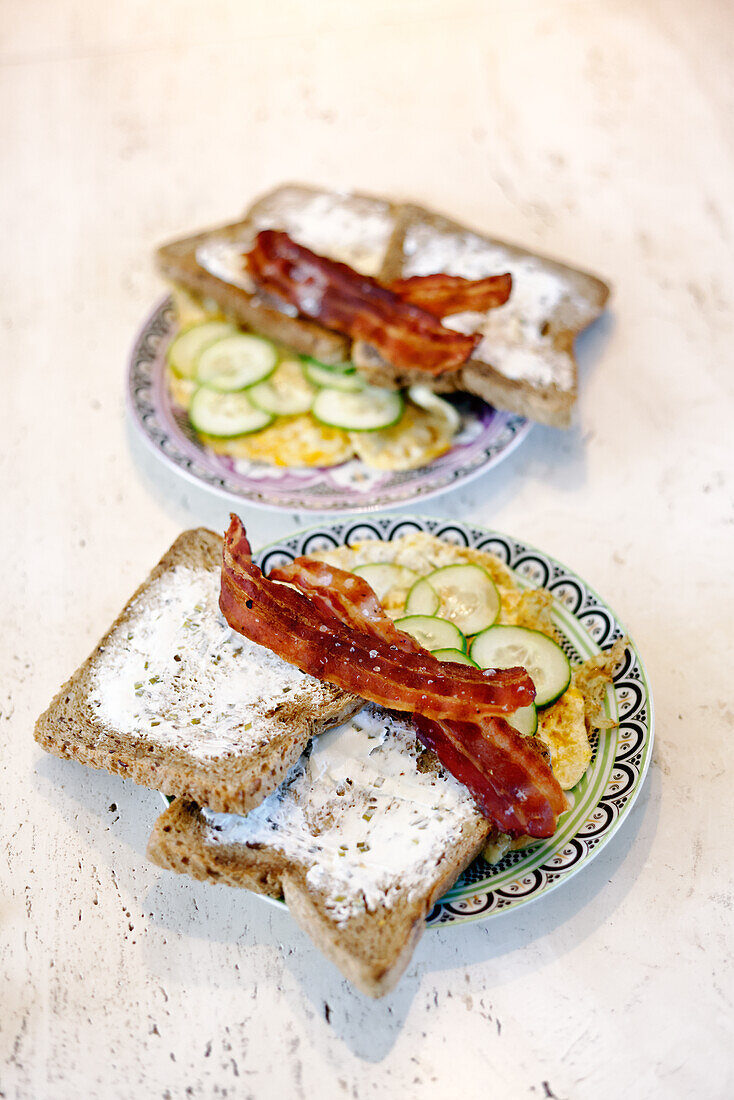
[127,298,531,513]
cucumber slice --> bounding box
[196,334,278,392]
[394,615,466,653]
[404,577,440,616]
[470,625,571,707]
[167,321,237,380]
[352,562,418,601]
[302,357,365,393]
[247,359,316,416]
[424,563,500,636]
[431,648,479,668]
[506,704,539,737]
[407,385,462,433]
[189,388,274,437]
[312,385,404,431]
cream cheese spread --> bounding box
[401,221,587,391]
[90,565,335,761]
[196,188,395,292]
[201,704,482,924]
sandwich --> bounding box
[35,520,625,996]
[155,185,609,472]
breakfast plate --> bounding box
[249,514,654,928]
[127,298,532,514]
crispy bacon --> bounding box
[413,715,566,837]
[220,516,533,724]
[245,230,480,375]
[271,553,566,838]
[389,272,512,317]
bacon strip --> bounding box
[220,516,533,724]
[245,230,481,375]
[389,272,512,317]
[272,554,566,838]
[270,556,510,686]
[414,715,566,837]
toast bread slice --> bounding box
[156,184,609,426]
[148,705,492,997]
[156,184,400,365]
[353,203,610,427]
[34,529,362,814]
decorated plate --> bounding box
[127,298,531,513]
[250,514,654,928]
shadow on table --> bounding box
[32,741,658,1064]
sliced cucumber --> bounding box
[167,321,237,380]
[407,385,462,433]
[196,334,278,392]
[247,359,316,416]
[312,385,404,432]
[424,563,500,636]
[302,357,365,393]
[189,388,274,437]
[506,703,539,737]
[394,615,466,653]
[404,576,440,617]
[352,562,418,601]
[431,648,479,668]
[470,625,571,708]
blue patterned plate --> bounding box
[253,515,654,927]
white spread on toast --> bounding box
[197,190,395,290]
[90,566,333,760]
[196,237,259,296]
[201,704,481,923]
[401,222,588,392]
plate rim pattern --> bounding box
[251,514,655,928]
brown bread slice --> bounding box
[156,183,400,365]
[148,705,492,997]
[353,203,610,426]
[34,529,362,814]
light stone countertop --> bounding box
[2,2,733,1097]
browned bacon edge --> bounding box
[220,515,533,730]
[272,554,566,838]
[389,272,513,317]
[245,230,481,375]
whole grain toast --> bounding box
[156,184,609,426]
[353,203,610,427]
[156,184,400,365]
[148,705,493,997]
[34,528,362,814]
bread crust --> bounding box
[148,796,491,998]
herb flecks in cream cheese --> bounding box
[202,704,481,924]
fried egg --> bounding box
[201,413,354,468]
[348,401,457,471]
[536,687,591,790]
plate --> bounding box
[127,298,532,513]
[251,514,654,928]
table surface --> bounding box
[3,2,733,1097]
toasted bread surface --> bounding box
[148,706,492,997]
[157,185,609,427]
[157,184,400,365]
[353,203,610,427]
[34,528,362,814]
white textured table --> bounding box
[3,2,733,1097]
